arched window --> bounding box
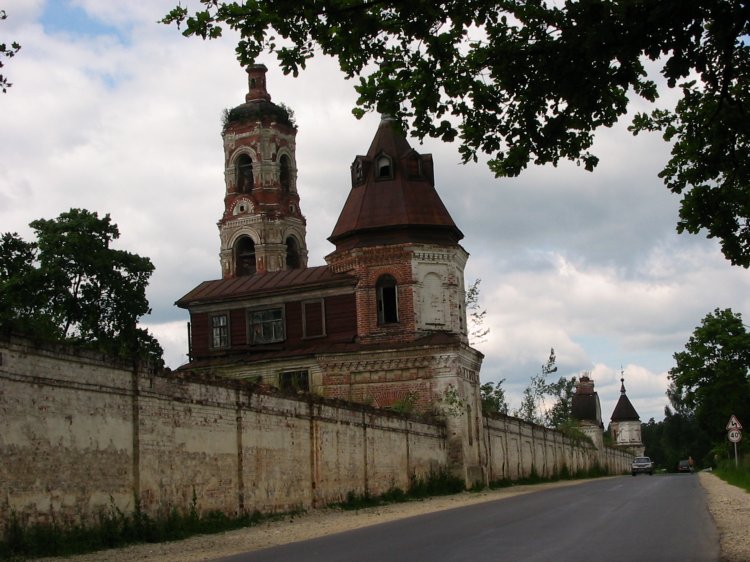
[376,274,399,324]
[236,154,254,193]
[235,236,256,276]
[376,153,392,180]
[279,154,291,193]
[285,236,301,269]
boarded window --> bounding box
[248,308,284,344]
[210,314,229,348]
[302,299,325,338]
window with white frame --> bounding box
[248,307,285,344]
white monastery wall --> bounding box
[1,336,628,530]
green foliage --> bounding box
[668,308,750,442]
[0,498,269,559]
[389,391,418,415]
[439,383,466,417]
[641,408,713,471]
[514,348,557,425]
[544,374,577,429]
[0,9,21,93]
[480,379,509,415]
[714,456,750,493]
[164,0,750,267]
[466,278,489,345]
[0,209,163,366]
[332,469,464,510]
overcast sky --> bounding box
[3,1,749,424]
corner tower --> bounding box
[218,65,308,277]
[609,371,644,455]
[326,116,469,346]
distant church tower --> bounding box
[609,371,644,455]
[218,64,308,277]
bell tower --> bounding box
[218,64,308,278]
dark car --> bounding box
[631,456,654,476]
[678,459,693,473]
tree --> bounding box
[0,209,163,365]
[668,308,750,441]
[164,1,750,267]
[514,347,557,424]
[466,278,489,345]
[480,379,509,415]
[544,374,577,429]
[0,10,21,93]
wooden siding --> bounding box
[188,293,357,361]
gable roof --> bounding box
[175,265,356,308]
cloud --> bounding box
[3,2,750,426]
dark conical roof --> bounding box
[611,393,641,422]
[328,117,463,250]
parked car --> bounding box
[677,459,693,473]
[631,456,654,476]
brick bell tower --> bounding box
[218,64,308,278]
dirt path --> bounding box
[33,473,749,562]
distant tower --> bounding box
[218,64,308,277]
[571,374,604,450]
[609,371,644,455]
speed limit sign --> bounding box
[728,429,742,443]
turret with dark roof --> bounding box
[328,116,463,251]
[610,376,641,423]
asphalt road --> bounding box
[216,474,719,562]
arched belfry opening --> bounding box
[285,236,301,269]
[280,154,292,193]
[235,236,256,276]
[236,154,254,193]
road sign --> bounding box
[728,429,742,443]
[726,415,743,431]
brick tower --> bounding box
[326,115,470,347]
[218,65,308,278]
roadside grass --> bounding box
[714,457,750,493]
[0,498,298,560]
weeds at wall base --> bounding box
[332,469,465,511]
[487,463,609,490]
[0,500,282,560]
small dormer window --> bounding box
[353,160,364,185]
[406,152,422,179]
[376,154,393,180]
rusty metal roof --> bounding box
[175,265,356,308]
[328,117,463,247]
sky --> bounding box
[2,0,750,424]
